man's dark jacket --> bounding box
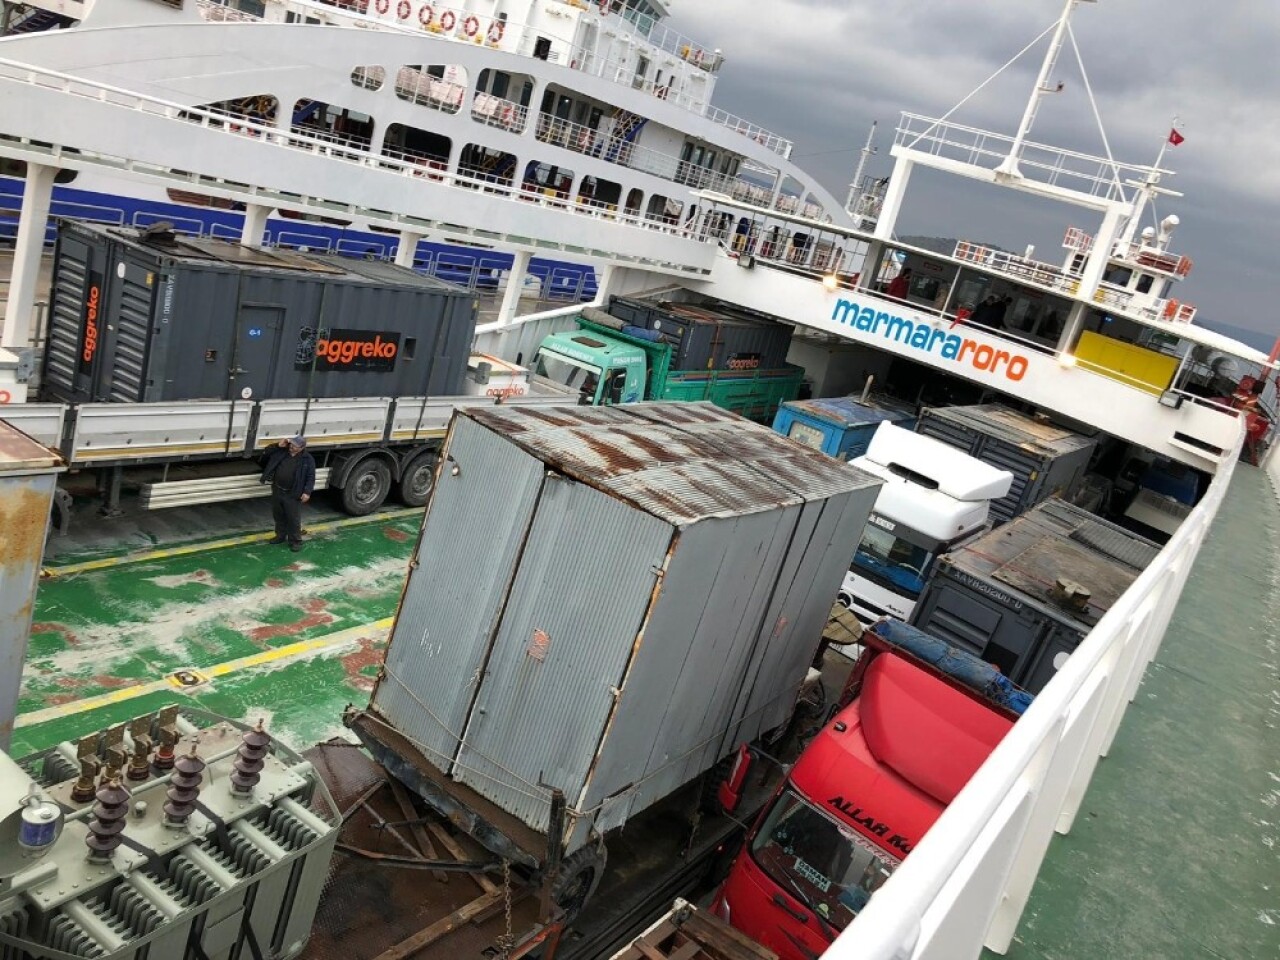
[261,448,316,498]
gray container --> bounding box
[910,498,1160,694]
[368,402,881,858]
[607,295,794,372]
[914,403,1097,525]
[44,221,476,404]
[0,422,63,750]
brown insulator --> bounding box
[163,741,206,826]
[151,740,176,772]
[85,778,132,860]
[230,719,272,795]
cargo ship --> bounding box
[0,1,1274,959]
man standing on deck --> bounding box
[261,435,315,552]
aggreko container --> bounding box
[606,295,794,372]
[366,402,881,858]
[43,221,476,404]
[914,403,1097,525]
[910,498,1160,694]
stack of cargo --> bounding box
[359,402,882,861]
[44,221,476,404]
[910,498,1161,693]
[607,295,794,371]
[913,403,1097,524]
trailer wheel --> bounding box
[551,843,606,921]
[397,453,437,507]
[340,458,392,516]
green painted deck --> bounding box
[12,511,421,757]
[986,464,1280,960]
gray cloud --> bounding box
[668,0,1280,348]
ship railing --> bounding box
[953,241,1071,289]
[0,57,707,248]
[532,112,753,197]
[198,0,793,161]
[471,93,529,134]
[895,112,1157,204]
[829,415,1243,960]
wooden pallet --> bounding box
[611,900,777,960]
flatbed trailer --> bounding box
[611,900,778,960]
[303,738,784,960]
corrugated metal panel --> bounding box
[451,474,673,833]
[464,403,880,526]
[970,438,1041,524]
[586,509,800,834]
[920,404,1095,455]
[0,442,61,749]
[783,396,915,429]
[371,416,546,771]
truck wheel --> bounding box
[551,843,606,922]
[397,453,437,507]
[340,459,391,516]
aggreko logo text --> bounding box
[316,335,398,365]
[831,298,1029,382]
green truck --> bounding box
[533,306,805,422]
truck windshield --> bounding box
[750,789,896,931]
[852,525,934,598]
[534,352,602,395]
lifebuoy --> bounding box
[397,0,411,19]
[463,14,479,37]
[487,19,504,43]
[375,0,389,13]
[0,389,10,404]
[1163,298,1179,320]
[438,9,455,30]
[418,3,432,26]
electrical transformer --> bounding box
[0,707,338,959]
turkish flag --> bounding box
[1168,128,1185,146]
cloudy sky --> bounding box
[668,0,1279,351]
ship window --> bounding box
[644,194,682,225]
[624,188,644,217]
[577,176,620,212]
[521,162,574,201]
[459,144,517,188]
[291,100,374,150]
[1103,265,1133,287]
[1136,274,1154,294]
[382,124,450,178]
[351,66,386,92]
[396,65,467,114]
[195,94,280,131]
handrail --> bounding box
[0,55,713,254]
[828,420,1244,957]
[196,0,793,157]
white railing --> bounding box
[895,113,1157,204]
[828,423,1243,958]
[0,56,714,257]
[197,0,794,158]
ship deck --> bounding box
[985,462,1280,959]
[10,466,1280,958]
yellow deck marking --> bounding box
[16,617,395,729]
[43,508,421,578]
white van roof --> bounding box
[860,422,1014,502]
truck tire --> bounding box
[340,458,391,516]
[397,453,437,507]
[551,843,606,922]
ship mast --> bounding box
[845,120,878,223]
[996,0,1095,178]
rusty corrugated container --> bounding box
[0,421,63,750]
[364,402,881,859]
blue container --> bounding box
[772,396,915,460]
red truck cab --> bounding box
[713,644,1016,960]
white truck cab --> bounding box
[838,422,1013,629]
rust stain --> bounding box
[265,578,286,588]
[92,675,136,690]
[53,676,84,690]
[44,693,79,707]
[0,484,54,576]
[247,597,334,644]
[339,635,387,693]
[382,527,409,543]
[30,622,80,646]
